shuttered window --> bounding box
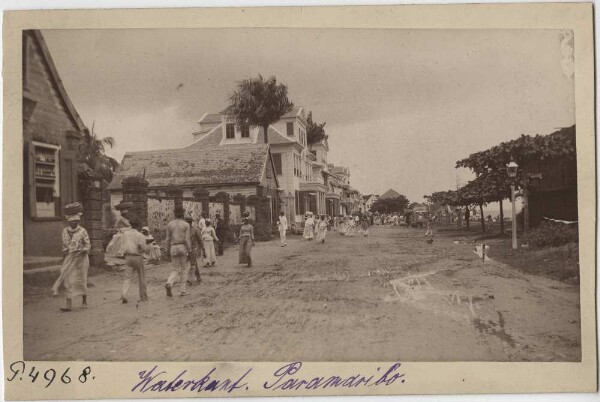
[272,153,282,175]
[241,124,250,138]
[226,124,235,139]
[27,141,62,218]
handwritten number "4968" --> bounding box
[6,361,93,388]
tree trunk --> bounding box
[480,203,485,233]
[465,208,470,230]
[499,199,504,234]
[523,182,530,232]
[263,125,269,144]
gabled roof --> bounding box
[380,189,402,199]
[197,113,222,125]
[283,106,304,119]
[31,30,86,132]
[108,144,270,190]
[186,124,223,149]
[257,126,297,145]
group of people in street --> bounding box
[52,202,256,310]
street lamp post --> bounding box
[507,160,519,250]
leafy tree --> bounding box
[78,124,119,183]
[456,126,576,232]
[370,195,409,214]
[225,75,294,144]
[306,111,327,145]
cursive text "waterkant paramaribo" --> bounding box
[131,362,405,394]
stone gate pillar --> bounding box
[248,195,272,241]
[167,187,183,213]
[80,171,104,267]
[122,176,149,227]
[233,193,246,216]
[215,191,230,223]
[193,187,210,215]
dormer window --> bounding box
[226,123,235,139]
[287,122,294,136]
[241,124,250,138]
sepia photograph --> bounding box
[20,25,584,364]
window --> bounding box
[272,153,282,175]
[226,123,235,139]
[293,154,302,177]
[299,128,303,145]
[28,142,61,217]
[287,122,294,136]
[241,124,250,138]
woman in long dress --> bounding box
[201,219,219,267]
[347,216,356,237]
[238,218,255,267]
[52,213,90,311]
[315,215,328,243]
[303,213,315,241]
[361,217,370,237]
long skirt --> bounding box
[316,227,327,243]
[203,240,216,264]
[52,251,89,298]
[303,225,314,240]
[239,236,253,264]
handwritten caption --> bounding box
[132,361,405,394]
[6,361,94,388]
[6,360,406,394]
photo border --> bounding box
[3,3,596,399]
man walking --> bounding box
[277,211,288,247]
[184,214,202,285]
[165,206,192,297]
[215,213,226,256]
[120,217,151,304]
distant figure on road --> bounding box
[120,217,151,304]
[165,206,191,297]
[278,211,288,247]
[316,215,328,243]
[238,217,255,267]
[361,216,370,237]
[339,215,346,235]
[215,213,226,256]
[347,216,356,237]
[201,219,219,267]
[425,215,434,237]
[486,215,494,231]
[304,212,315,241]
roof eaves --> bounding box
[32,30,86,132]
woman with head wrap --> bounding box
[52,206,90,311]
[238,217,255,267]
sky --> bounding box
[42,28,575,203]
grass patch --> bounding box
[486,239,579,284]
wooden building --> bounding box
[23,30,84,257]
[522,125,578,228]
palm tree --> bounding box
[78,123,119,183]
[225,75,294,144]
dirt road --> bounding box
[24,226,581,362]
